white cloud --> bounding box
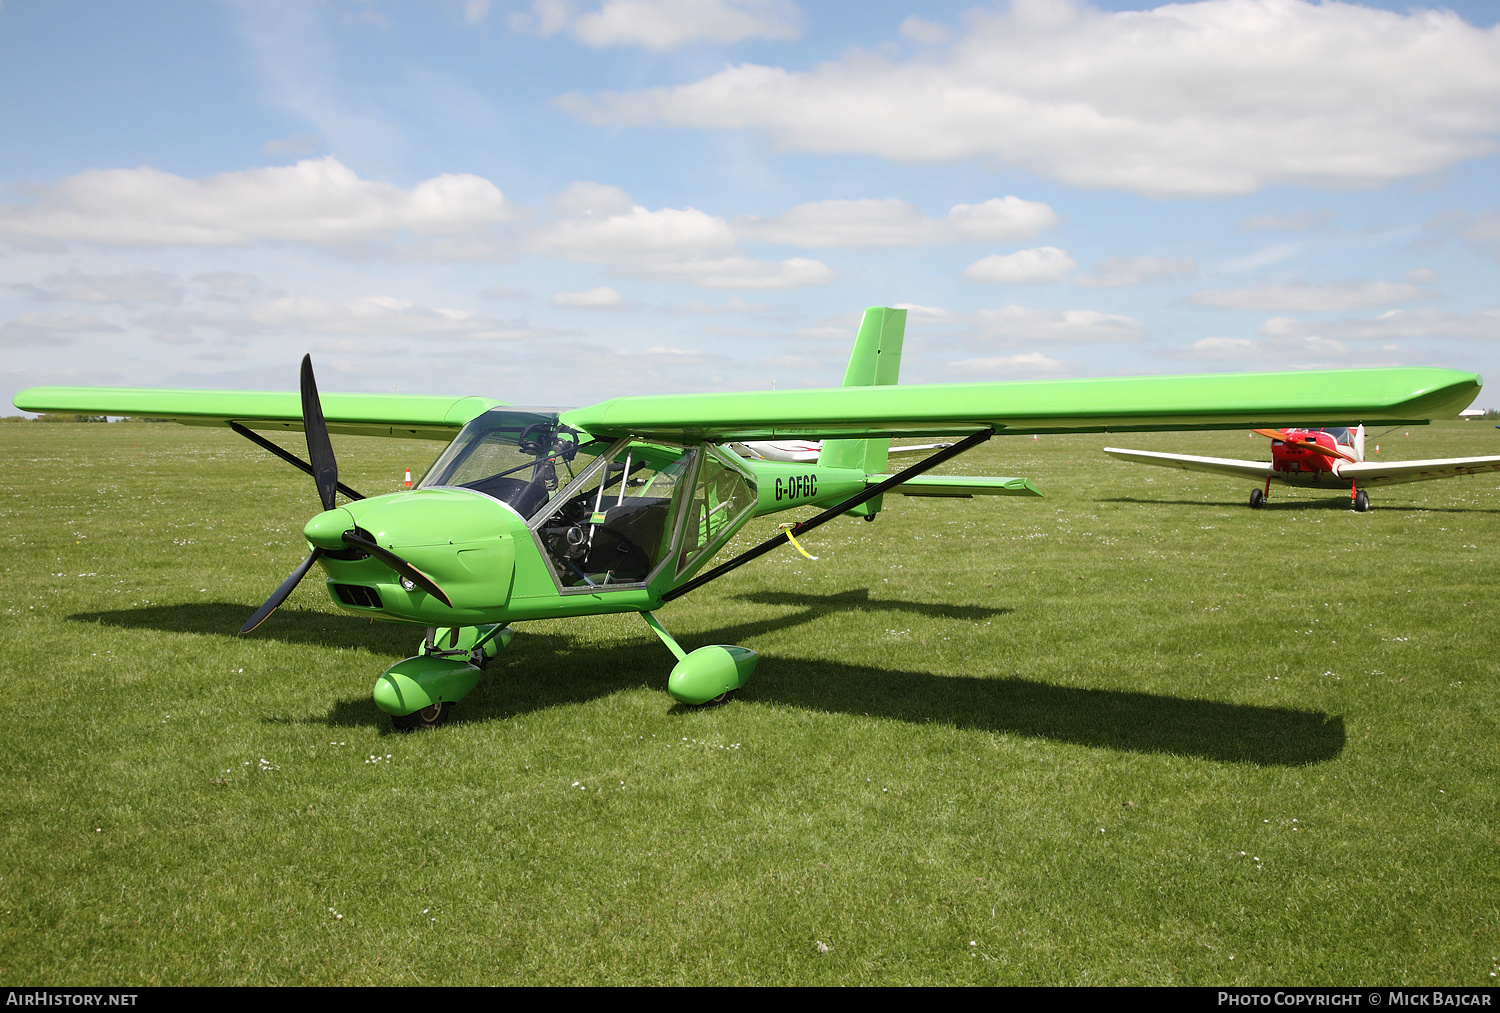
[973,304,1142,342]
[542,201,736,260]
[464,0,492,26]
[947,351,1068,377]
[563,0,1500,197]
[1404,268,1437,284]
[641,255,833,289]
[479,283,529,301]
[736,196,1057,247]
[13,270,183,304]
[193,272,264,298]
[229,295,550,341]
[1191,280,1432,312]
[510,0,803,51]
[892,303,960,325]
[1433,206,1500,259]
[535,181,833,289]
[1179,334,1351,365]
[552,286,625,308]
[1237,209,1332,232]
[1260,309,1500,342]
[1,311,122,347]
[900,16,950,47]
[0,157,510,249]
[1073,257,1196,288]
[963,247,1076,284]
[263,131,323,157]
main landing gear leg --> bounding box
[641,611,757,707]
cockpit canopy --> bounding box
[420,407,760,593]
[418,409,591,518]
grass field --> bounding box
[1,419,1496,985]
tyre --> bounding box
[391,701,451,731]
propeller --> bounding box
[301,354,339,512]
[240,548,324,634]
[240,356,452,633]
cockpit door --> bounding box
[530,439,698,592]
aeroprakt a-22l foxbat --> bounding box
[13,308,1484,728]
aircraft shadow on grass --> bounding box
[71,594,1343,767]
[1101,496,1500,515]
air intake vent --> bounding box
[333,584,383,608]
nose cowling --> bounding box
[314,488,519,624]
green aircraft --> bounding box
[13,308,1483,729]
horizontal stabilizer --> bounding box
[866,474,1041,497]
[1104,447,1275,482]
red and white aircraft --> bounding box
[1104,426,1500,511]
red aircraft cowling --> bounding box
[1269,429,1340,477]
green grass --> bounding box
[1,420,1497,985]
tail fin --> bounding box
[818,307,906,518]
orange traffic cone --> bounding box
[1032,434,1038,441]
[403,468,413,488]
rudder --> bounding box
[818,307,906,517]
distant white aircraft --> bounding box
[734,440,952,464]
[1105,425,1500,511]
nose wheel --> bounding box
[391,701,451,732]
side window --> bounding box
[676,447,757,578]
[533,442,696,590]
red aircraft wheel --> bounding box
[391,701,451,732]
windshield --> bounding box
[1314,427,1352,444]
[419,409,593,518]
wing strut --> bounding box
[228,421,366,502]
[661,427,994,603]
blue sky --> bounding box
[2,0,1498,410]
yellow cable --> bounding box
[779,524,818,560]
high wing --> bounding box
[1101,447,1276,483]
[14,365,1481,444]
[559,367,1480,442]
[1339,456,1500,486]
[10,386,503,440]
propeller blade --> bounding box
[240,548,324,634]
[1283,435,1346,460]
[1252,428,1288,441]
[341,531,454,608]
[300,355,339,512]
